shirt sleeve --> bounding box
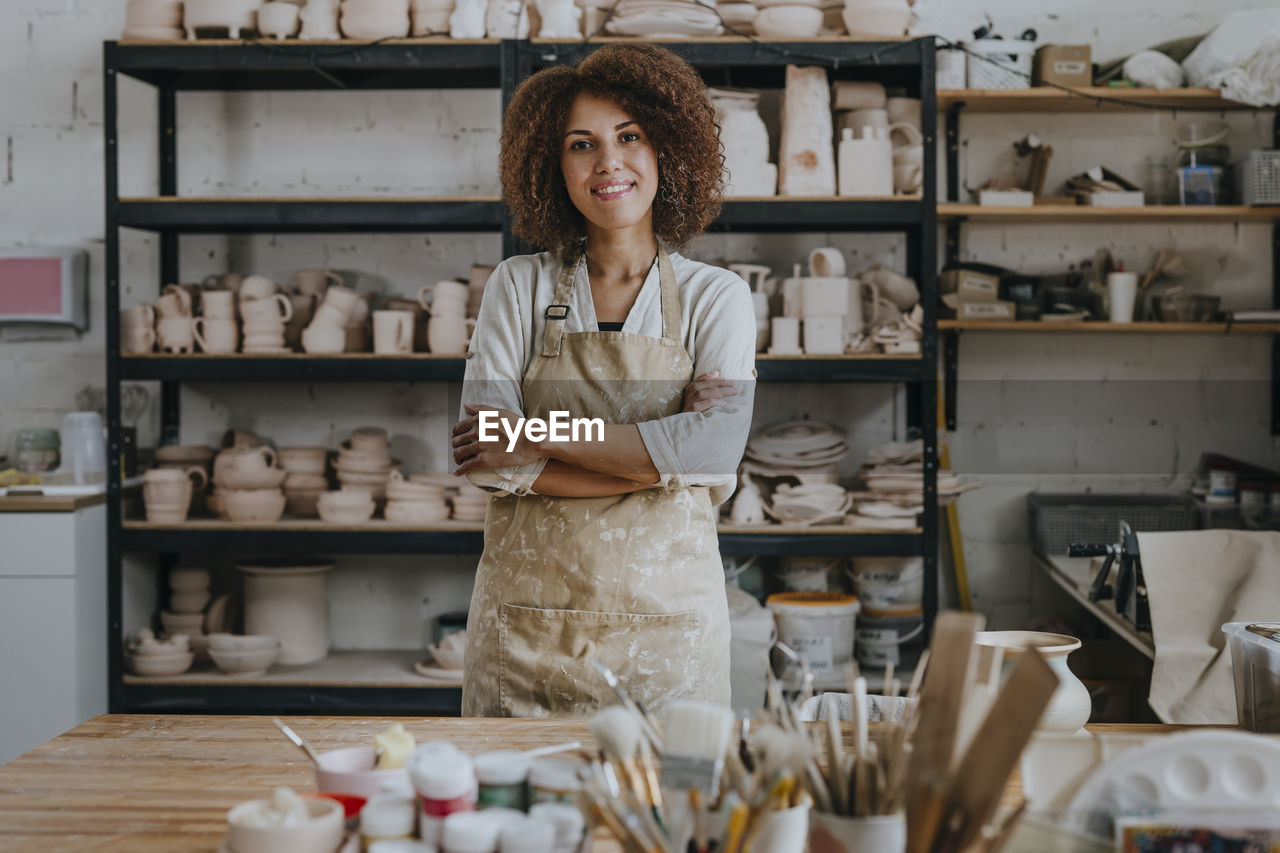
[460,261,548,495]
[635,272,757,506]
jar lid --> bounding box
[766,591,860,614]
[442,812,502,853]
[527,803,585,844]
[361,798,417,838]
[499,815,556,853]
[474,751,532,786]
[528,758,584,792]
[410,744,476,801]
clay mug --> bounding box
[220,273,246,296]
[373,310,414,354]
[201,289,236,320]
[241,315,288,334]
[893,162,923,195]
[342,322,369,353]
[418,280,469,312]
[467,264,496,315]
[808,247,846,278]
[846,279,883,334]
[301,323,346,354]
[321,284,360,319]
[288,293,316,325]
[144,464,208,492]
[238,275,277,302]
[293,269,344,299]
[164,283,195,314]
[121,303,156,331]
[891,123,924,169]
[257,0,300,37]
[122,326,157,354]
[860,264,919,311]
[426,316,476,354]
[428,295,468,318]
[216,445,278,479]
[157,315,195,353]
[801,277,849,318]
[192,317,239,353]
[242,333,286,348]
[886,96,921,134]
[310,303,348,330]
[156,290,189,319]
[240,293,293,324]
[351,291,377,323]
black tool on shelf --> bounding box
[1069,521,1151,632]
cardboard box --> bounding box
[941,294,1016,320]
[978,189,1034,207]
[940,268,1000,301]
[1034,45,1092,88]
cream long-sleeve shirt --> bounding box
[460,250,757,505]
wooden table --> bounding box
[0,715,1183,852]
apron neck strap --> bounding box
[540,246,680,358]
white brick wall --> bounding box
[2,1,1277,641]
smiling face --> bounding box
[560,93,659,238]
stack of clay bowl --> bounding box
[334,427,397,503]
[449,480,490,522]
[743,420,850,485]
[384,470,450,524]
[237,275,293,354]
[208,633,281,677]
[168,567,213,659]
[125,628,194,677]
[278,446,329,518]
[211,444,287,523]
[123,0,184,39]
[316,487,376,523]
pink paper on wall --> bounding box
[0,258,63,315]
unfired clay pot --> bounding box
[975,631,1092,732]
[238,558,334,665]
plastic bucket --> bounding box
[855,608,925,670]
[777,555,841,592]
[766,592,860,676]
[846,556,923,617]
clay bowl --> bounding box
[386,481,444,502]
[754,4,822,37]
[155,444,215,465]
[169,567,211,591]
[316,491,375,523]
[285,490,324,518]
[170,589,212,613]
[226,796,343,853]
[314,746,411,799]
[215,467,288,491]
[384,500,450,524]
[221,488,287,523]
[207,489,228,519]
[335,466,393,484]
[125,649,195,676]
[339,9,411,38]
[145,502,190,524]
[209,644,281,677]
[348,426,390,449]
[342,0,411,15]
[284,472,329,491]
[277,447,329,474]
[161,610,206,635]
[208,633,280,652]
[427,640,465,670]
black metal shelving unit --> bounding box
[104,37,938,714]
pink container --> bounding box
[314,745,411,799]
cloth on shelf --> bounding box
[1139,529,1280,724]
[1182,10,1280,106]
[797,691,916,722]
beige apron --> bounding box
[462,249,731,717]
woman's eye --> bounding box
[569,139,592,151]
[620,132,641,143]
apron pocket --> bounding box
[499,603,701,717]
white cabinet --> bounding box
[0,501,106,765]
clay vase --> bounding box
[238,558,334,665]
[976,631,1092,732]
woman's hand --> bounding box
[451,404,544,476]
[682,370,738,414]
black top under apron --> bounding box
[597,322,625,332]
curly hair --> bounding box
[500,43,724,262]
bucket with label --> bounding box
[845,556,923,616]
[766,591,859,678]
[777,555,841,592]
[855,608,925,670]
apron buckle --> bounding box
[544,304,570,320]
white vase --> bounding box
[976,630,1092,732]
[713,91,776,198]
[239,558,334,665]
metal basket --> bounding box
[1026,493,1200,558]
[1238,149,1280,206]
[967,40,1035,90]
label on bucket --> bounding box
[787,635,833,672]
[856,627,904,666]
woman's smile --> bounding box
[561,93,658,231]
[591,180,637,200]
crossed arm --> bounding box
[450,373,737,497]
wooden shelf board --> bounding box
[121,352,461,360]
[123,518,920,536]
[122,649,456,688]
[1035,554,1154,660]
[755,352,921,361]
[939,204,1280,222]
[937,87,1256,113]
[939,320,1280,334]
[121,194,501,203]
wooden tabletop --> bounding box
[0,492,106,512]
[0,715,1185,852]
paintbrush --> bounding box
[660,700,734,798]
[593,658,663,750]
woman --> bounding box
[451,43,757,717]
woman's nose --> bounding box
[594,141,623,171]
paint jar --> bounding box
[855,608,926,670]
[1208,461,1238,505]
[361,788,418,847]
[474,751,532,811]
[766,592,860,678]
[442,811,501,853]
[410,743,476,846]
[528,803,587,853]
[1241,481,1268,519]
[845,557,924,616]
[528,758,584,806]
[499,814,557,853]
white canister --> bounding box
[801,277,849,317]
[1107,272,1138,323]
[809,811,906,853]
[769,317,801,354]
[776,555,840,592]
[802,315,844,355]
[838,128,894,197]
[846,556,924,615]
[766,592,860,676]
[238,558,333,664]
[936,46,967,90]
